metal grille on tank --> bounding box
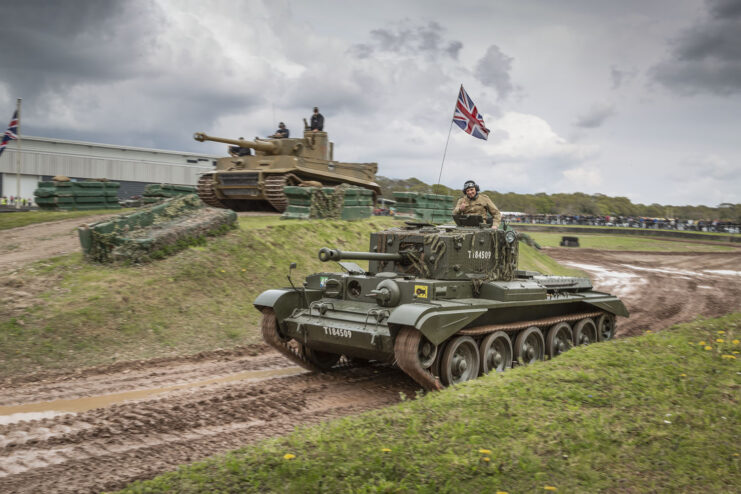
[221,172,259,185]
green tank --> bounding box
[193,128,380,212]
[253,215,628,390]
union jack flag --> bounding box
[453,85,489,140]
[0,110,19,158]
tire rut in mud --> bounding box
[0,365,417,493]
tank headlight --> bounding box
[505,231,517,244]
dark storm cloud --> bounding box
[0,1,162,97]
[350,21,463,60]
[650,0,741,95]
[474,45,514,100]
[574,103,616,128]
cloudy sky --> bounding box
[1,0,740,206]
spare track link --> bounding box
[260,308,323,372]
[264,174,289,212]
[197,174,229,209]
[394,327,443,391]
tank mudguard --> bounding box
[388,303,488,346]
[585,298,630,318]
[253,289,322,322]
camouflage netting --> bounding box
[34,180,121,210]
[78,194,237,263]
[282,184,373,220]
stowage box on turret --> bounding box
[193,128,380,212]
[254,215,629,390]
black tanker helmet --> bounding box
[463,180,480,193]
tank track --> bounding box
[394,327,444,391]
[395,311,606,391]
[260,308,323,372]
[197,174,230,209]
[264,175,289,212]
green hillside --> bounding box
[118,313,741,493]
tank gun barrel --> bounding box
[318,248,403,263]
[193,132,279,154]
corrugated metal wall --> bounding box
[0,136,216,186]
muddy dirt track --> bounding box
[1,248,740,493]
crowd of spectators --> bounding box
[502,213,740,234]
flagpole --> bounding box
[15,98,21,209]
[434,85,461,195]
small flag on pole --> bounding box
[453,85,489,140]
[0,110,19,158]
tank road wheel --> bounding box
[573,318,598,346]
[514,326,545,365]
[596,313,616,341]
[546,322,573,359]
[394,327,443,391]
[303,347,341,371]
[440,336,480,386]
[479,331,513,374]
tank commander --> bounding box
[228,137,252,157]
[270,122,290,138]
[453,180,502,229]
[310,107,324,132]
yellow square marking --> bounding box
[414,285,428,298]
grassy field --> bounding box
[0,208,134,230]
[0,216,576,378]
[528,231,737,252]
[118,313,741,493]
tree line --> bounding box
[376,176,740,222]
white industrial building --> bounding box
[0,136,218,202]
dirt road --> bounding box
[0,215,117,273]
[1,248,739,493]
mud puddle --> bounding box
[0,366,304,424]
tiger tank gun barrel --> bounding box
[193,132,280,154]
[318,248,403,262]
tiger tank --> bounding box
[253,215,628,390]
[193,127,380,212]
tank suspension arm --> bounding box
[318,248,403,262]
[193,132,279,154]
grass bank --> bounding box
[1,217,575,378]
[528,231,736,252]
[0,208,134,230]
[118,313,741,493]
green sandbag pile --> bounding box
[282,184,373,220]
[142,183,198,204]
[78,194,237,263]
[34,181,121,211]
[392,191,455,223]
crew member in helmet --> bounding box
[453,180,502,229]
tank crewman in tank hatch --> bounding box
[228,137,252,157]
[270,122,290,138]
[453,180,502,229]
[310,107,324,132]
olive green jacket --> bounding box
[453,194,502,228]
